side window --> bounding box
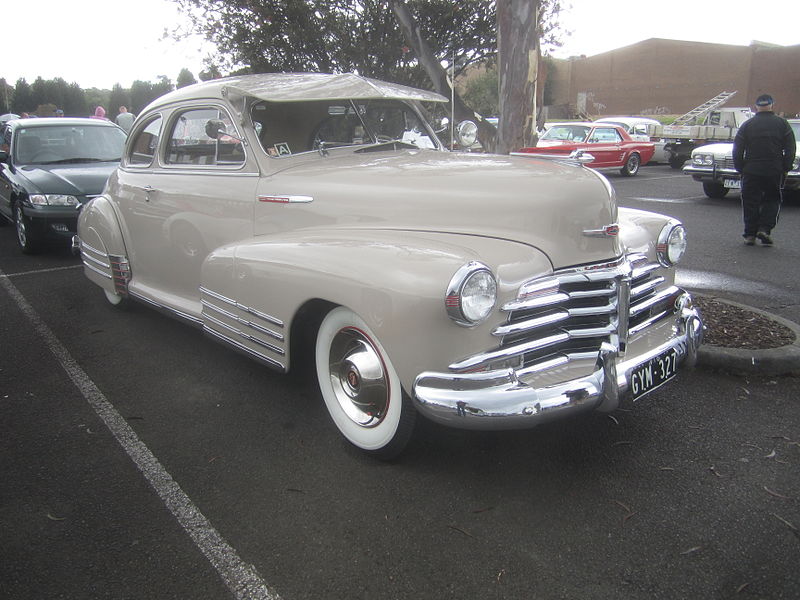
[166,107,244,167]
[589,128,623,143]
[128,116,162,166]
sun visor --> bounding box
[221,73,448,103]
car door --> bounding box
[117,105,259,309]
[585,127,624,167]
[0,124,14,220]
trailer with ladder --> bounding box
[646,91,753,168]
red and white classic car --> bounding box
[518,122,656,176]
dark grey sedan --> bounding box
[0,117,126,253]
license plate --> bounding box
[630,347,679,400]
[723,178,741,189]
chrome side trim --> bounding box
[128,290,203,326]
[204,326,285,371]
[82,260,112,280]
[257,194,313,204]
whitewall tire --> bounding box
[315,306,416,459]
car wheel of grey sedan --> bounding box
[620,153,640,177]
[315,306,416,459]
[702,182,729,199]
[15,204,40,254]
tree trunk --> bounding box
[496,0,540,154]
[390,0,497,151]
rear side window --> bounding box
[128,116,162,166]
[165,107,244,167]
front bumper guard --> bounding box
[413,293,703,430]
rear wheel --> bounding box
[619,153,641,177]
[14,204,41,254]
[315,306,416,459]
[103,288,130,309]
[702,182,729,199]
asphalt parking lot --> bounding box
[1,164,799,599]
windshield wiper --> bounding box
[46,157,119,164]
[355,140,418,153]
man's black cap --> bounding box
[755,94,774,106]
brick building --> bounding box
[546,38,800,119]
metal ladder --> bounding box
[672,91,738,125]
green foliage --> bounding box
[177,68,198,88]
[0,69,197,117]
[174,0,496,88]
[462,68,498,117]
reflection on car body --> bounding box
[76,73,702,458]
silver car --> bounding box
[76,73,703,458]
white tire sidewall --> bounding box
[315,306,403,451]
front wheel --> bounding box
[15,204,41,254]
[315,306,416,459]
[619,153,641,177]
[702,182,729,199]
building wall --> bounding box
[550,39,800,118]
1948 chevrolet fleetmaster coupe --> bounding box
[76,73,703,458]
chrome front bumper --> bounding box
[412,293,703,430]
[682,164,738,181]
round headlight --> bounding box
[446,262,497,326]
[657,222,687,266]
[455,120,478,148]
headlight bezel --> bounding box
[29,193,79,206]
[446,261,497,327]
[656,221,687,267]
[691,153,713,166]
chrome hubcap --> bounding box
[328,327,389,427]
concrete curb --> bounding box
[696,296,800,377]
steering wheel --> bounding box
[29,150,61,163]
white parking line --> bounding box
[1,264,82,278]
[0,266,280,600]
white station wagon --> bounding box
[76,73,703,458]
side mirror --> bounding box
[205,119,226,140]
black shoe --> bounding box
[744,236,756,246]
[756,231,774,246]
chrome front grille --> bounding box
[450,255,682,376]
[713,156,735,170]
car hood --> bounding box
[258,149,620,270]
[18,162,118,198]
[694,143,733,156]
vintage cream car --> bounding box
[683,119,800,198]
[75,73,703,458]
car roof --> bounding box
[144,73,448,112]
[595,116,660,125]
[546,122,594,127]
[6,117,121,129]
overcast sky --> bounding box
[2,0,798,90]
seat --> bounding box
[16,135,41,163]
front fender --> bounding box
[201,230,554,390]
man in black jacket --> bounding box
[733,94,796,246]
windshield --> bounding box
[251,98,437,157]
[540,125,591,143]
[13,124,126,165]
[791,122,800,141]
